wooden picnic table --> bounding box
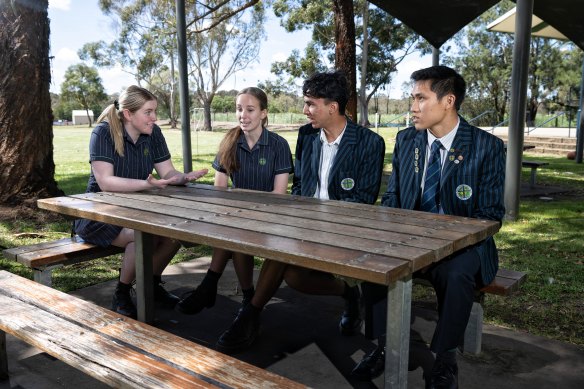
[37,184,500,388]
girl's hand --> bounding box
[146,174,174,188]
[183,168,209,183]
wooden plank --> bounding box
[480,277,519,295]
[37,196,413,283]
[481,270,527,295]
[414,269,527,296]
[0,271,305,388]
[19,244,122,268]
[112,191,460,251]
[63,192,489,270]
[0,295,217,388]
[2,237,76,260]
[163,185,501,237]
[3,238,123,269]
[495,268,528,282]
[72,192,442,263]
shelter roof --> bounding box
[368,0,584,50]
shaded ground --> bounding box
[2,257,583,389]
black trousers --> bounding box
[362,248,481,354]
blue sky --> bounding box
[48,0,430,98]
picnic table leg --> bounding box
[135,231,154,323]
[384,275,412,389]
[529,167,537,187]
[0,330,7,379]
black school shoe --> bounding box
[425,358,458,389]
[351,343,385,381]
[153,278,180,308]
[175,282,216,314]
[216,304,260,354]
[339,285,363,335]
[112,284,137,319]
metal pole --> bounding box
[576,54,584,163]
[176,0,192,172]
[432,47,440,66]
[504,0,533,221]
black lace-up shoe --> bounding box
[153,279,180,308]
[216,305,260,354]
[339,285,363,335]
[112,284,137,319]
[351,344,385,381]
[425,358,458,389]
[176,282,217,314]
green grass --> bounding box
[1,124,583,347]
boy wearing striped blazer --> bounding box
[352,66,505,389]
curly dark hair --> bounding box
[302,71,349,115]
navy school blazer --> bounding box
[291,121,385,205]
[381,117,505,285]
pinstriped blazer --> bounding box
[291,121,385,205]
[381,117,505,285]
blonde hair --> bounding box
[217,87,268,174]
[96,85,157,156]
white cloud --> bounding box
[271,52,289,62]
[49,0,71,11]
[100,65,136,95]
[54,47,79,62]
[50,48,79,93]
[387,55,433,98]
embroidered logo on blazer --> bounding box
[341,178,355,190]
[456,184,473,200]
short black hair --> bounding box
[410,65,466,111]
[302,71,349,115]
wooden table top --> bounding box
[37,184,500,286]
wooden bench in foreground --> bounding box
[522,160,549,187]
[2,237,124,287]
[364,267,527,355]
[0,270,305,388]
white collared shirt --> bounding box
[422,119,460,213]
[315,126,346,199]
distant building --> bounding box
[72,110,94,125]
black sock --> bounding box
[247,302,262,316]
[242,286,255,300]
[201,269,221,287]
[115,281,132,293]
[342,283,359,300]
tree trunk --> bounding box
[203,99,213,132]
[169,46,178,129]
[358,1,370,127]
[332,0,357,122]
[0,0,64,206]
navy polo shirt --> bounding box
[85,122,171,193]
[212,127,293,192]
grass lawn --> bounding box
[0,123,583,347]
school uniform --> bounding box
[291,121,385,205]
[365,117,505,352]
[212,127,293,191]
[74,122,172,247]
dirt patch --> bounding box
[0,204,67,225]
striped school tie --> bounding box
[420,140,442,213]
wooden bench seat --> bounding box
[0,270,305,388]
[522,160,549,187]
[2,237,124,287]
[364,267,527,355]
